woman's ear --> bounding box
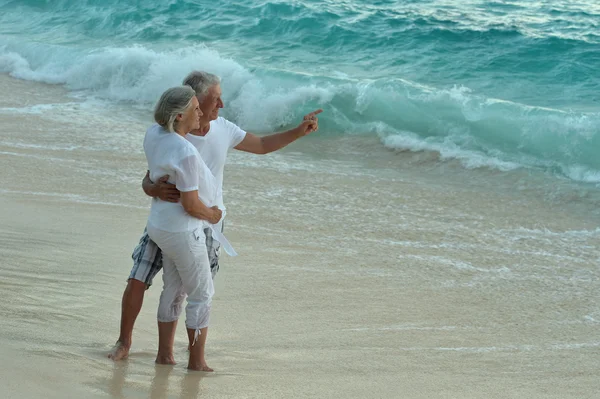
[176,113,183,120]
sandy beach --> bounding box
[1,74,600,398]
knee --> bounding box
[186,275,214,304]
[126,279,148,295]
[173,291,186,308]
[157,291,186,322]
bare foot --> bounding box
[155,352,176,365]
[108,341,130,361]
[188,362,213,372]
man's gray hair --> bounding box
[182,70,221,100]
[154,86,196,133]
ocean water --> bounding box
[2,3,600,397]
[0,0,599,184]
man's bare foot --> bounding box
[108,341,130,361]
[188,362,213,372]
[155,353,176,365]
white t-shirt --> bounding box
[144,124,218,233]
[185,117,246,210]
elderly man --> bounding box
[109,71,322,361]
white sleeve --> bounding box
[226,119,247,148]
[174,155,200,192]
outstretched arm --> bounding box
[142,171,180,203]
[235,109,322,155]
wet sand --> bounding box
[1,74,599,398]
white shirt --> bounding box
[185,117,246,210]
[144,124,218,233]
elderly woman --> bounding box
[144,85,223,371]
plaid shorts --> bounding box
[128,223,223,287]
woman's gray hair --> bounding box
[154,86,196,133]
[182,71,221,100]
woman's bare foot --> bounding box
[188,360,213,372]
[155,352,176,365]
[108,341,130,361]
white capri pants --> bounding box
[147,224,214,335]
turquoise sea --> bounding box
[1,0,599,183]
[1,3,600,397]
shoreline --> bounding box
[1,74,599,398]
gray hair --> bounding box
[182,70,221,100]
[154,86,196,133]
